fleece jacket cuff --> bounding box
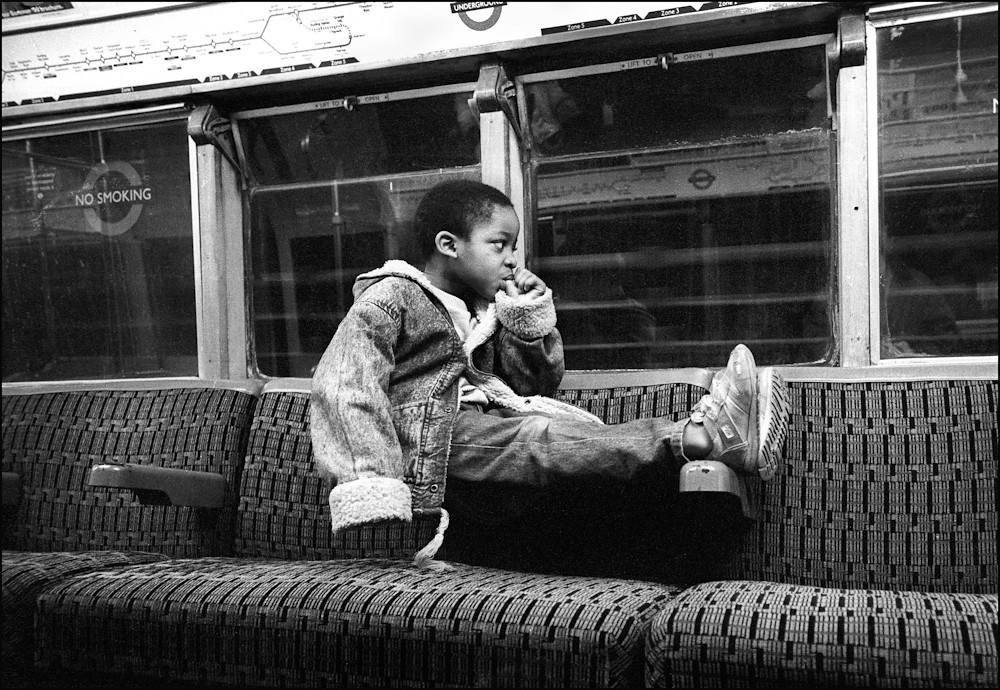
[494,287,557,340]
[328,476,412,532]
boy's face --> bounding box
[452,205,520,301]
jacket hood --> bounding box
[353,260,496,337]
[354,259,443,300]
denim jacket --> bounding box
[311,260,601,537]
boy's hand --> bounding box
[503,266,547,297]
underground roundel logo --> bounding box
[75,161,153,236]
[688,168,716,191]
[451,1,504,31]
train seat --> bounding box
[1,379,261,686]
[15,374,994,687]
[30,376,710,688]
[646,378,999,688]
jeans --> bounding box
[447,403,686,496]
[442,403,702,579]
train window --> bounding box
[523,38,834,369]
[235,87,481,377]
[2,119,196,382]
[876,12,998,358]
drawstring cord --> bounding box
[413,508,452,571]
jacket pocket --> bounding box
[391,401,426,481]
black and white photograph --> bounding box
[2,2,997,688]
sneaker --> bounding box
[689,344,789,480]
[756,365,790,481]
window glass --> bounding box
[877,13,998,358]
[240,91,481,377]
[239,92,480,185]
[2,120,196,381]
[526,43,833,368]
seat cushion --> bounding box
[2,550,167,687]
[646,579,999,688]
[35,557,679,688]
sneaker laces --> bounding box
[690,368,729,422]
[690,392,716,423]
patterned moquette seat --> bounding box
[36,556,680,688]
[235,380,440,560]
[2,381,260,686]
[33,375,707,688]
[239,374,712,562]
[646,378,999,688]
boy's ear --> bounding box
[434,231,459,258]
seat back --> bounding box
[237,373,712,560]
[554,369,711,424]
[730,377,998,594]
[235,379,438,559]
[2,380,260,557]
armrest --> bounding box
[2,471,20,507]
[679,460,752,518]
[89,464,225,508]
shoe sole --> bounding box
[756,367,790,481]
[743,348,759,477]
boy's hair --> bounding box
[413,180,514,260]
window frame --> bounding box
[515,33,839,369]
[866,3,998,367]
[0,104,208,383]
[230,80,509,379]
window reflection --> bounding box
[2,121,196,381]
[877,13,998,358]
[527,43,834,368]
[526,47,828,158]
[239,92,480,185]
[238,90,480,377]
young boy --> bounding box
[311,179,789,573]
